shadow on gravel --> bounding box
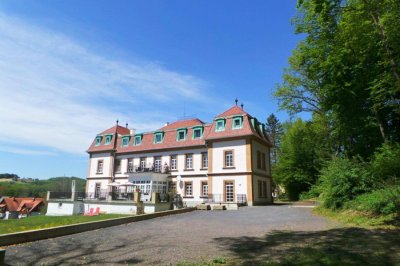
[5,236,143,265]
[214,228,400,265]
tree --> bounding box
[275,0,400,159]
[265,113,284,164]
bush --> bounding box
[370,142,400,183]
[319,157,378,210]
[345,186,400,215]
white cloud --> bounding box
[0,13,215,155]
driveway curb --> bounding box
[0,208,195,247]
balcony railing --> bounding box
[205,194,247,204]
[123,163,170,174]
[48,191,72,200]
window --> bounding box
[185,182,193,197]
[127,158,134,173]
[257,151,261,169]
[262,181,267,198]
[96,160,103,174]
[215,119,225,131]
[201,181,208,197]
[225,181,234,202]
[104,135,112,145]
[201,152,208,169]
[261,153,266,170]
[154,156,161,173]
[168,181,176,193]
[232,116,243,129]
[192,127,203,139]
[177,129,187,141]
[134,134,142,146]
[224,150,234,168]
[185,154,193,169]
[95,136,102,146]
[121,136,130,147]
[154,132,164,144]
[114,159,121,173]
[140,157,146,170]
[170,155,177,170]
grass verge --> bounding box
[0,214,129,235]
[313,206,398,229]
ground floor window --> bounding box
[224,181,234,202]
[201,181,208,197]
[185,182,193,197]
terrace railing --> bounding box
[206,194,247,205]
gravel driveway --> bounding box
[4,205,336,265]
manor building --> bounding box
[86,104,273,207]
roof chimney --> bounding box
[241,103,244,109]
[116,119,119,126]
[235,97,238,106]
[164,122,170,126]
[130,128,136,135]
[126,122,128,128]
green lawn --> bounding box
[0,214,129,235]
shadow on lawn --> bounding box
[214,228,400,265]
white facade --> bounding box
[86,105,273,209]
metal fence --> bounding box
[206,194,247,204]
[48,191,72,200]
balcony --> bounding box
[123,163,170,175]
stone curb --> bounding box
[0,208,195,247]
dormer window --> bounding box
[154,132,164,144]
[95,136,102,146]
[134,134,143,146]
[192,126,203,139]
[232,116,243,129]
[121,136,130,147]
[215,119,225,132]
[177,128,187,141]
[104,135,113,145]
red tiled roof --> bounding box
[215,105,248,118]
[102,125,130,135]
[1,197,44,213]
[87,125,131,153]
[116,124,212,153]
[159,118,205,130]
[87,105,272,153]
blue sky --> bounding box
[0,0,303,179]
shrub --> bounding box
[370,142,400,183]
[319,157,378,210]
[345,186,400,215]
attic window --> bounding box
[154,132,164,144]
[134,134,142,146]
[215,119,225,132]
[232,116,243,129]
[104,135,113,145]
[192,126,203,139]
[95,136,102,146]
[121,136,130,147]
[177,128,187,141]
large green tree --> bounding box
[265,113,284,164]
[276,0,400,158]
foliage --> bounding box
[318,157,379,209]
[265,113,284,164]
[276,0,400,159]
[370,142,400,183]
[0,176,86,198]
[274,118,330,200]
[0,214,127,235]
[345,185,400,215]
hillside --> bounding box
[0,174,86,198]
